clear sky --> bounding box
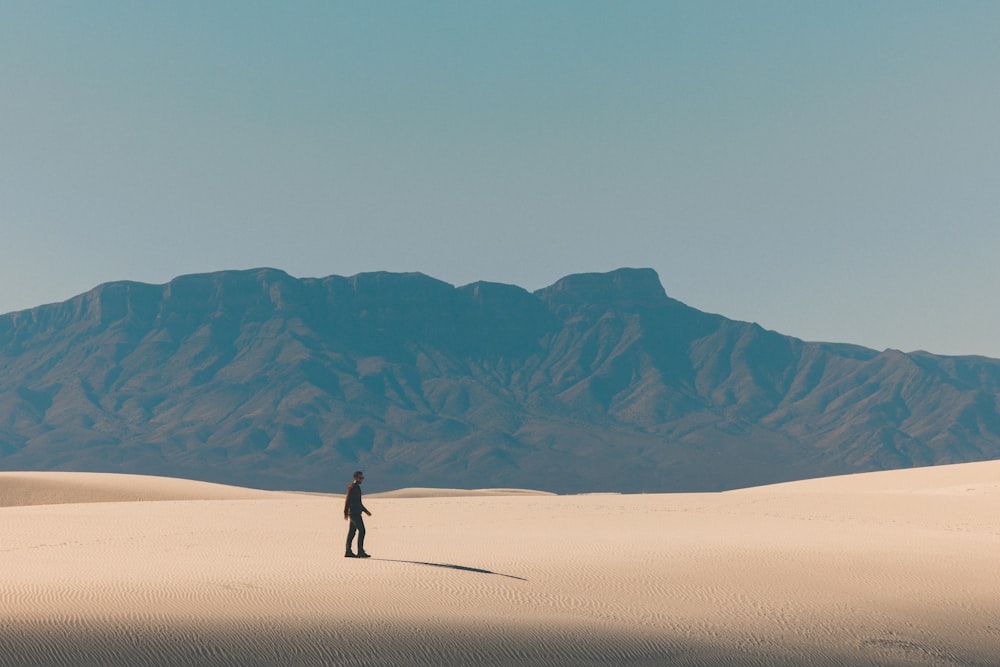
[2,2,999,356]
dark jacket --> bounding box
[344,481,368,518]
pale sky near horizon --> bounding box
[2,2,999,357]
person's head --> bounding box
[353,471,364,483]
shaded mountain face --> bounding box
[1,267,999,493]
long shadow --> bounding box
[374,558,527,581]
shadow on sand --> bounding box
[374,559,527,581]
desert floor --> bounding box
[2,462,1000,666]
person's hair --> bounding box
[353,471,364,480]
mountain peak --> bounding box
[535,268,667,308]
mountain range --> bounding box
[1,267,998,494]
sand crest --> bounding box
[0,471,290,507]
[2,462,1000,665]
[369,487,555,499]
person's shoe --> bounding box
[357,551,371,558]
[345,551,357,558]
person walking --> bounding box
[344,470,372,558]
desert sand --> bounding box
[2,462,1000,666]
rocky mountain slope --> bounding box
[1,267,998,493]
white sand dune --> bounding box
[370,487,556,499]
[0,471,290,507]
[2,462,1000,666]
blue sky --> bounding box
[2,2,999,356]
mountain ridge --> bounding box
[1,267,998,493]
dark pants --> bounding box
[346,514,366,554]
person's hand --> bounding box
[365,510,372,517]
[344,514,349,521]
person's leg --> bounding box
[346,520,358,555]
[353,515,367,555]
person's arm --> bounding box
[344,485,352,519]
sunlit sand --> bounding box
[2,462,999,666]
